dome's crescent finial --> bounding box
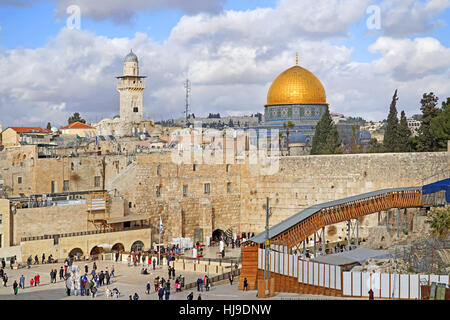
[296,52,299,66]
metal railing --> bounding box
[183,268,241,290]
[20,225,150,242]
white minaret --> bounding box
[116,50,146,123]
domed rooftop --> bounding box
[124,49,138,63]
[266,57,326,106]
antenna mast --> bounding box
[184,79,191,124]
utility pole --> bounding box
[184,79,191,126]
[264,197,270,280]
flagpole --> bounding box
[159,215,162,269]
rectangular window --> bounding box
[51,181,57,194]
[226,164,230,172]
[227,182,231,193]
[193,164,197,171]
[0,214,2,224]
[94,176,101,188]
[156,186,162,197]
[133,107,138,113]
[18,176,22,184]
[157,165,161,176]
[204,183,210,195]
[63,180,70,192]
[183,185,188,197]
[129,202,132,208]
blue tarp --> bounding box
[422,178,450,202]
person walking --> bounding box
[133,292,139,300]
[84,264,88,274]
[197,293,202,300]
[168,266,172,280]
[110,266,115,277]
[59,267,64,280]
[368,289,374,300]
[13,280,18,295]
[42,253,45,264]
[19,275,25,289]
[27,256,32,269]
[115,251,119,263]
[29,277,34,288]
[228,273,233,285]
[146,281,151,294]
[165,281,171,300]
[158,287,164,300]
[205,276,211,292]
[154,277,160,292]
[3,273,8,287]
[243,278,248,291]
[106,270,111,285]
[187,292,194,300]
[152,257,156,270]
[172,266,176,279]
[91,285,97,298]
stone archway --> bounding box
[69,248,83,259]
[212,229,224,242]
[112,243,125,252]
[130,240,144,253]
[90,246,105,260]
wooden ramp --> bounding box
[238,246,258,290]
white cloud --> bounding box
[0,0,449,127]
[369,37,450,80]
[51,0,226,22]
[380,0,450,36]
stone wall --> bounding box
[108,150,448,244]
[13,204,89,243]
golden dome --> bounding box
[266,64,326,106]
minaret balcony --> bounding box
[117,82,145,90]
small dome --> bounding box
[124,50,138,63]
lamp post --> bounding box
[264,197,270,280]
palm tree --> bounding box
[426,207,450,240]
[278,131,285,154]
[283,121,295,155]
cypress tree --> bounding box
[383,89,399,152]
[397,110,411,152]
[311,107,341,155]
[417,92,441,152]
[430,97,450,151]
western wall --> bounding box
[107,149,449,244]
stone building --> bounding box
[92,50,154,137]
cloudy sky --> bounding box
[0,0,449,127]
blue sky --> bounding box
[0,0,449,126]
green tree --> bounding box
[350,125,361,153]
[367,138,385,153]
[383,89,399,152]
[426,207,450,240]
[68,112,86,125]
[311,107,342,155]
[430,97,450,151]
[46,122,52,130]
[283,121,295,154]
[397,110,411,152]
[416,92,441,152]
